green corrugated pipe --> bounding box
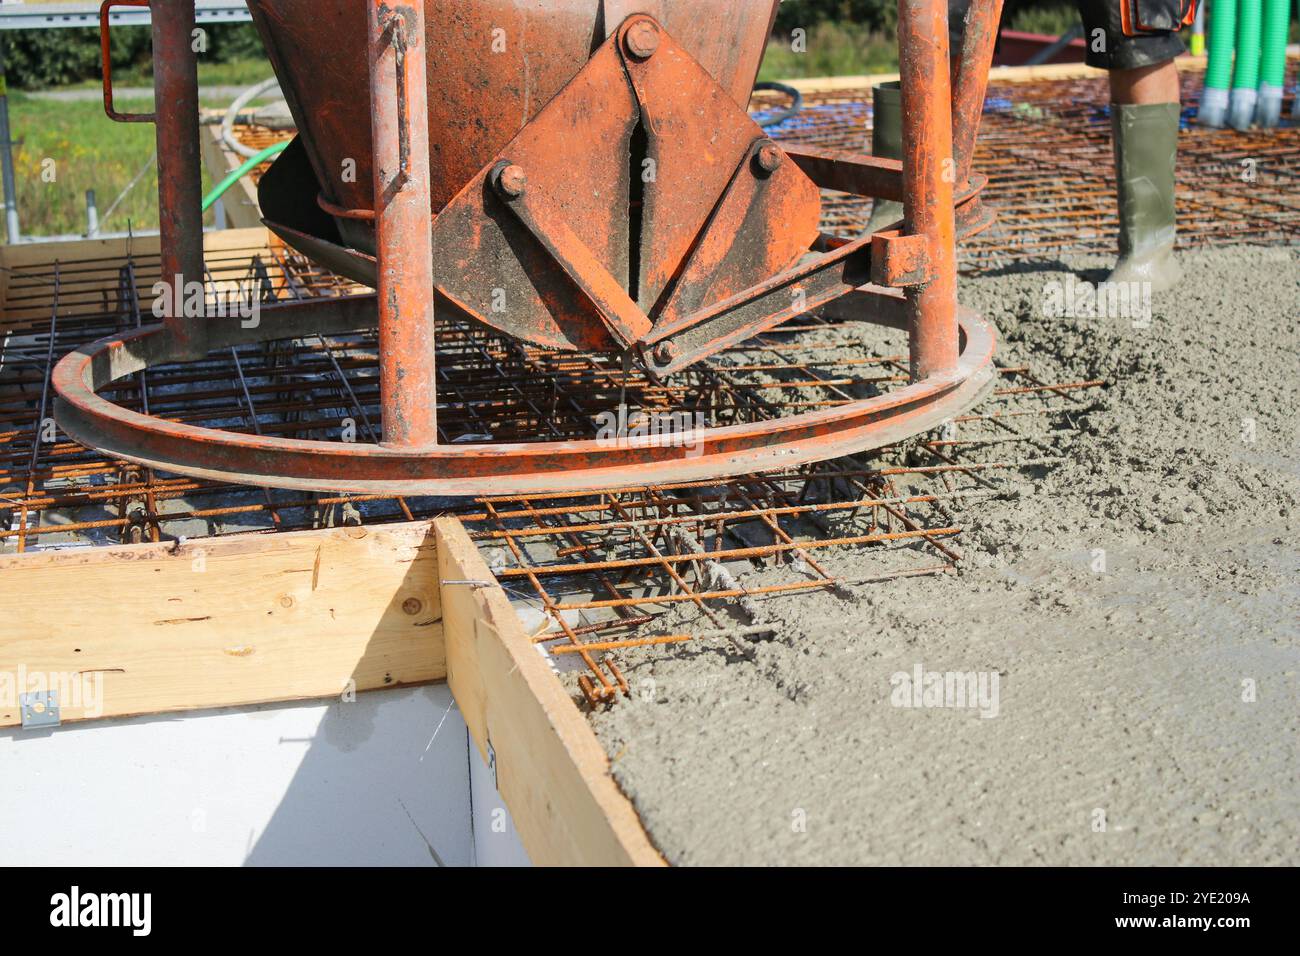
[1255,0,1291,125]
[201,140,289,213]
[1228,0,1264,128]
[1200,0,1237,126]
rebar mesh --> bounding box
[460,367,1103,705]
[753,60,1300,265]
[1,67,1291,703]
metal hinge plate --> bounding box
[19,690,60,729]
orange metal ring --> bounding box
[317,192,377,221]
[51,295,997,496]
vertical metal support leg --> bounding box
[950,0,1004,185]
[369,0,438,448]
[0,36,22,243]
[152,0,207,359]
[899,0,958,381]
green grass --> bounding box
[2,46,278,241]
[0,91,268,241]
[757,5,1088,84]
[3,92,162,241]
[56,56,276,91]
[759,22,898,81]
[1007,4,1082,36]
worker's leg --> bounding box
[864,80,904,233]
[866,0,972,234]
[1108,59,1181,104]
[1080,0,1186,291]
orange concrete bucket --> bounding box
[248,0,780,251]
[57,0,1002,496]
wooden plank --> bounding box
[778,55,1212,95]
[200,114,267,230]
[435,517,664,867]
[0,227,281,334]
[0,226,266,272]
[780,61,1099,95]
[0,521,444,726]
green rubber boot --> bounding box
[865,81,903,234]
[1107,102,1182,292]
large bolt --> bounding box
[497,164,527,198]
[625,20,660,59]
[756,143,782,175]
[653,341,677,365]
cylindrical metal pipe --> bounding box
[368,0,438,448]
[85,188,100,236]
[899,0,959,381]
[0,36,23,243]
[950,0,1004,185]
[152,0,206,358]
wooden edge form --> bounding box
[0,225,274,271]
[0,227,280,334]
[777,55,1211,94]
[199,112,270,230]
[434,517,665,867]
[0,521,444,726]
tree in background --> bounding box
[2,22,264,89]
[2,4,1093,89]
[774,0,899,34]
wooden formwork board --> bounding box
[0,226,281,336]
[0,517,661,867]
[0,522,445,724]
[777,54,1213,94]
[435,517,663,867]
[199,111,272,231]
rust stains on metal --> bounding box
[60,0,1003,495]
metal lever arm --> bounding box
[491,161,653,350]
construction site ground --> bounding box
[576,245,1300,865]
[469,64,1299,864]
[2,61,1297,866]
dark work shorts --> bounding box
[1076,0,1187,70]
[947,0,1186,72]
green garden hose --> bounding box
[1201,0,1237,126]
[1255,0,1291,125]
[1228,0,1264,128]
[201,140,289,213]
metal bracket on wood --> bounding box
[19,690,60,730]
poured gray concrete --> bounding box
[583,246,1300,865]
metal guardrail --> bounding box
[0,1,251,30]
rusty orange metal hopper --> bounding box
[250,1,779,217]
[249,0,811,353]
[55,0,1002,495]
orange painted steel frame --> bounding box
[55,0,1002,495]
[366,1,438,449]
[101,0,206,360]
